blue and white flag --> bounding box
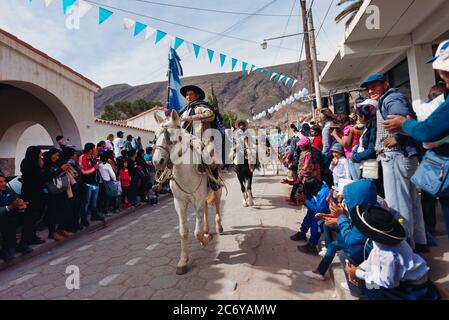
[167,48,186,113]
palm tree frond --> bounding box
[335,0,363,23]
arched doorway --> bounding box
[0,81,82,176]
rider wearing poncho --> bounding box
[179,85,225,190]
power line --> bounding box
[139,0,286,84]
[272,0,298,66]
[132,0,300,17]
[315,0,335,38]
[84,0,300,52]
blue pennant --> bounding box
[219,53,226,67]
[192,43,201,58]
[134,22,147,36]
[155,30,167,44]
[231,58,238,71]
[62,0,76,14]
[207,49,214,63]
[241,61,248,75]
[98,7,113,24]
[173,37,184,50]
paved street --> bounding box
[0,170,337,300]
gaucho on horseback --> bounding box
[178,85,225,190]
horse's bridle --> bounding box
[154,126,173,157]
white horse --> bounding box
[261,144,281,176]
[153,110,223,275]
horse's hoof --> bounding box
[176,266,188,275]
[218,227,224,234]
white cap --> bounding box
[358,98,379,109]
[427,40,449,72]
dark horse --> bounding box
[234,161,256,207]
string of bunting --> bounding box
[27,0,300,88]
[253,87,309,120]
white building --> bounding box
[320,0,449,109]
[0,28,155,176]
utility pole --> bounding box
[308,8,321,121]
[300,0,314,95]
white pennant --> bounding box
[292,79,298,87]
[123,18,136,30]
[163,34,174,46]
[78,0,93,18]
[184,40,193,54]
[44,0,53,7]
[145,27,156,40]
[270,73,277,80]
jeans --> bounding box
[300,209,321,246]
[348,161,361,181]
[317,225,344,275]
[439,197,449,239]
[81,184,99,222]
[380,152,426,246]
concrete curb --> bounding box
[0,193,172,272]
[328,261,357,300]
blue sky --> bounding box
[0,0,346,87]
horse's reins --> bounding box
[154,127,206,196]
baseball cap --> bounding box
[426,40,449,72]
[360,73,386,88]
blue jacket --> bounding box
[352,122,377,163]
[402,94,449,156]
[337,179,378,264]
[305,183,330,214]
[379,88,418,157]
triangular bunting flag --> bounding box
[145,27,156,40]
[78,0,93,18]
[265,71,274,77]
[155,30,167,44]
[241,61,248,75]
[44,0,53,7]
[207,49,214,63]
[134,21,147,36]
[292,79,298,87]
[62,0,76,14]
[270,72,278,80]
[273,74,282,81]
[163,34,174,46]
[231,58,238,71]
[248,64,256,75]
[219,53,226,67]
[123,18,136,30]
[192,43,201,58]
[280,75,288,82]
[255,67,265,73]
[173,37,184,50]
[98,7,113,24]
[184,41,193,54]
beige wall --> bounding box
[126,109,166,133]
[94,122,155,149]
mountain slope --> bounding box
[94,61,327,120]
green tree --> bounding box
[100,99,161,121]
[335,0,363,28]
[222,111,238,129]
[206,82,220,111]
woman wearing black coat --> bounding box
[20,146,46,247]
[43,148,71,241]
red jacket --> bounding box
[313,135,323,151]
[119,169,131,187]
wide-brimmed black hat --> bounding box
[350,205,406,245]
[180,85,205,101]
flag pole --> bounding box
[167,48,172,110]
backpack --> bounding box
[46,171,69,194]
